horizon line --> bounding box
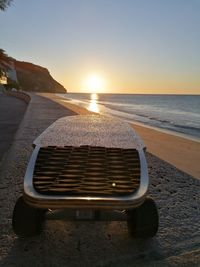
[66,91,200,96]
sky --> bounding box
[0,0,200,94]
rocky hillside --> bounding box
[14,60,66,93]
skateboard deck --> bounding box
[33,115,145,150]
[23,115,149,210]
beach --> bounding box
[0,92,199,267]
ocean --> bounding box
[59,93,200,141]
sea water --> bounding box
[59,93,200,140]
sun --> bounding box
[84,74,105,93]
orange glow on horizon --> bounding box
[57,71,200,95]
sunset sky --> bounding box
[0,0,200,94]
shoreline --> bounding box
[125,119,200,143]
[51,93,200,179]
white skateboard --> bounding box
[12,115,159,238]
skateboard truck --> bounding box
[12,115,159,238]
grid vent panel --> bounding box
[33,146,141,196]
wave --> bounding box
[170,123,200,132]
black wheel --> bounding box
[127,197,159,238]
[12,196,46,237]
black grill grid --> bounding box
[33,146,140,197]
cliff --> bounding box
[14,60,66,93]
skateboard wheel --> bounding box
[127,196,159,238]
[12,196,46,237]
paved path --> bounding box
[0,94,27,162]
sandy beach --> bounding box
[132,124,200,179]
[0,92,199,267]
[51,94,200,179]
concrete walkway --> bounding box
[0,94,27,162]
[0,93,199,267]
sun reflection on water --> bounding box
[88,93,100,113]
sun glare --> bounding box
[84,74,105,93]
[88,93,99,113]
